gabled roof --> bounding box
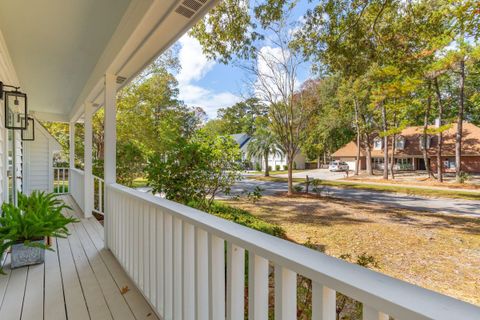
[26,118,62,152]
[231,133,251,149]
[332,122,480,157]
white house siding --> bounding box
[259,152,306,170]
[23,120,60,195]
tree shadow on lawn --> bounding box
[387,209,480,235]
[248,192,480,235]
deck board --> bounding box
[0,264,28,320]
[0,195,159,320]
[21,263,44,320]
[44,239,67,320]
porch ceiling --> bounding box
[0,0,216,122]
[0,0,131,118]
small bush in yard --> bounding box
[458,171,471,184]
[294,185,303,193]
[246,186,264,203]
[275,164,281,171]
[255,162,262,171]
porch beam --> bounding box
[104,73,117,249]
[69,121,75,169]
[84,102,94,218]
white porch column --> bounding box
[104,73,116,248]
[84,103,94,218]
[69,121,75,194]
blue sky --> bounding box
[175,0,314,119]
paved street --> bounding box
[274,168,347,180]
[225,178,480,217]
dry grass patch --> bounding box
[224,193,480,306]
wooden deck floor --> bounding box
[0,195,159,320]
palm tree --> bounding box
[247,126,282,177]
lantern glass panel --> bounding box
[21,117,35,141]
[5,91,27,129]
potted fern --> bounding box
[0,191,78,272]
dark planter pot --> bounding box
[11,239,45,269]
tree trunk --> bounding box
[353,98,361,175]
[264,151,270,177]
[456,58,465,181]
[287,156,293,195]
[390,135,396,179]
[423,83,432,178]
[381,103,388,180]
[434,78,444,183]
[317,154,321,169]
[364,134,373,175]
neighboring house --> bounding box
[332,122,480,173]
[22,118,63,195]
[231,133,306,170]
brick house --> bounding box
[331,122,480,173]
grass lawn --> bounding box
[249,176,480,201]
[224,193,480,306]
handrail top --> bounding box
[107,183,480,320]
[69,167,84,174]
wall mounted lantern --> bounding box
[21,117,35,141]
[0,81,28,130]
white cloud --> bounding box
[179,84,241,119]
[177,35,215,85]
[176,35,241,118]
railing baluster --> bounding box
[183,222,195,320]
[138,203,145,291]
[363,305,388,320]
[164,213,173,319]
[196,228,209,320]
[129,197,134,275]
[156,208,164,313]
[312,282,336,320]
[227,243,245,320]
[173,217,183,319]
[248,252,269,320]
[143,205,150,299]
[209,235,225,320]
[274,265,297,320]
[99,179,103,213]
[62,168,65,193]
[149,207,156,306]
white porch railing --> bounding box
[105,183,480,320]
[69,168,85,213]
[53,167,69,194]
[93,175,104,215]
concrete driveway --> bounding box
[225,178,480,217]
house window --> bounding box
[395,136,405,150]
[419,136,431,150]
[444,158,456,169]
[373,138,383,150]
[396,158,412,170]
